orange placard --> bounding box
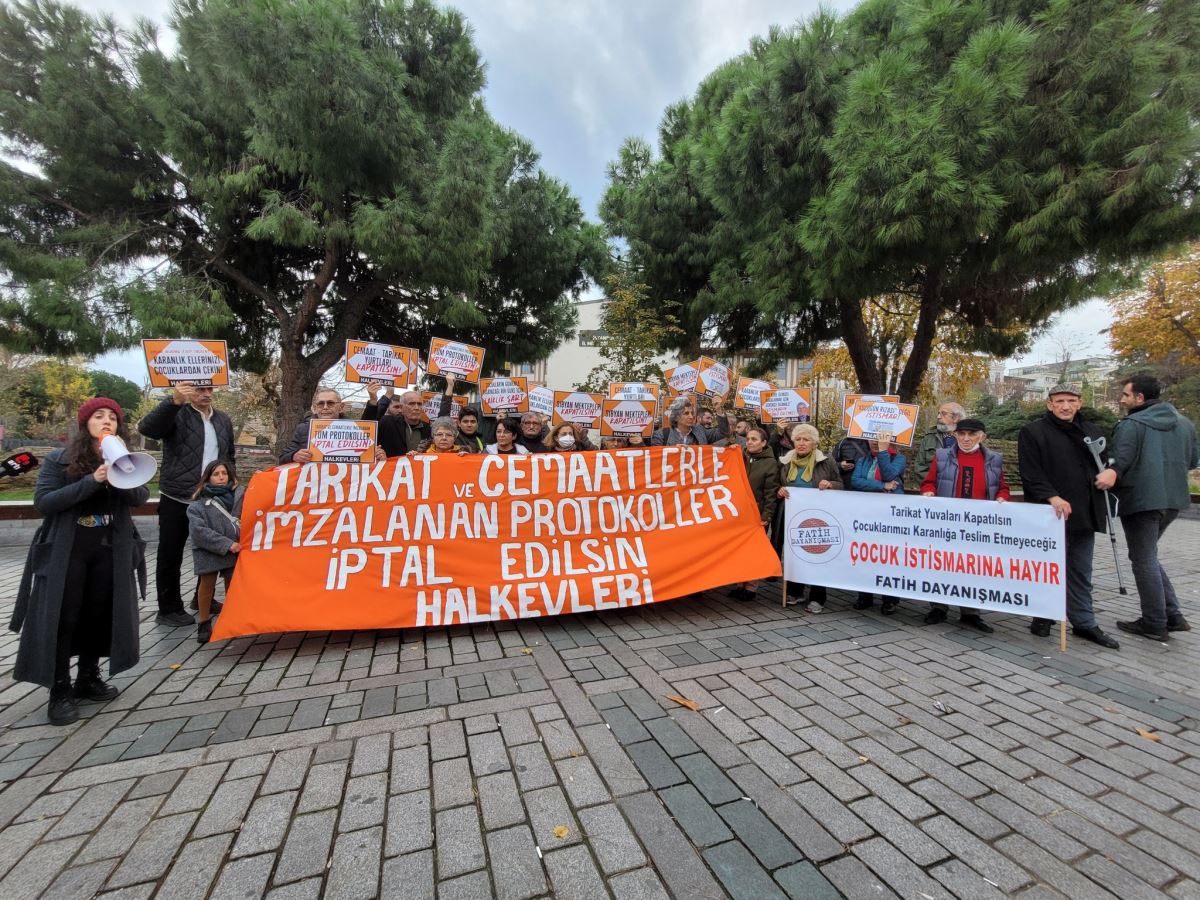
[600,399,657,437]
[841,393,899,430]
[759,388,812,424]
[695,357,731,398]
[344,340,414,387]
[420,392,468,423]
[142,339,229,387]
[426,338,486,382]
[213,447,782,637]
[734,377,774,409]
[479,377,529,416]
[608,382,661,404]
[551,391,604,427]
[663,361,701,396]
[306,419,378,463]
[845,397,920,446]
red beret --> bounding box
[77,397,124,428]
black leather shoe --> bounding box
[48,689,79,726]
[881,600,898,616]
[197,618,213,643]
[189,597,223,614]
[854,596,873,610]
[74,670,119,702]
[156,610,195,627]
[1073,626,1120,649]
[1167,615,1191,632]
[1117,619,1168,641]
[960,615,994,634]
[1030,619,1052,637]
[924,608,947,625]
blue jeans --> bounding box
[1120,509,1181,631]
[1064,529,1097,629]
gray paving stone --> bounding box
[46,779,134,839]
[275,810,337,885]
[437,869,493,900]
[660,784,733,847]
[76,796,162,864]
[326,826,383,900]
[385,789,432,857]
[676,752,741,804]
[389,743,430,795]
[381,850,434,900]
[468,730,511,776]
[351,732,391,777]
[524,785,582,848]
[429,720,466,761]
[775,861,841,900]
[477,772,525,831]
[602,706,652,743]
[851,836,952,900]
[718,798,803,871]
[435,804,486,880]
[262,747,313,794]
[703,840,788,900]
[42,858,118,900]
[194,776,261,838]
[210,852,275,900]
[103,810,198,889]
[155,833,234,900]
[266,878,324,900]
[624,741,685,789]
[579,803,647,875]
[510,741,558,791]
[232,790,297,858]
[575,722,649,798]
[487,825,548,900]
[609,867,671,900]
[555,755,611,809]
[544,844,608,900]
[617,792,724,900]
[340,772,388,832]
[432,757,474,810]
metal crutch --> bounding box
[1082,436,1128,595]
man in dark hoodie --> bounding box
[1018,385,1120,648]
[1095,374,1199,641]
[516,412,550,453]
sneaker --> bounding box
[197,618,213,644]
[73,670,119,702]
[1072,625,1120,649]
[1167,615,1191,632]
[156,610,195,627]
[806,601,823,614]
[1116,619,1169,641]
[47,689,79,726]
[924,608,947,626]
[853,596,873,611]
[189,597,222,614]
[881,600,898,616]
[960,614,994,634]
[1029,618,1053,637]
[784,595,802,607]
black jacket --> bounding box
[1017,412,1107,533]
[379,416,433,457]
[516,426,550,454]
[138,399,236,499]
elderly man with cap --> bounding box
[915,401,966,480]
[920,416,1010,633]
[1018,385,1120,648]
[138,382,235,626]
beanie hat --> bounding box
[77,397,124,428]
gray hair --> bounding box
[666,398,692,427]
[430,417,458,435]
[940,402,966,418]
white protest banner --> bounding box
[846,397,919,447]
[608,382,661,404]
[420,392,466,422]
[307,419,378,464]
[781,491,1065,620]
[528,386,554,418]
[759,388,812,424]
[600,399,656,437]
[344,340,414,387]
[479,377,529,416]
[142,339,230,387]
[734,377,773,409]
[841,393,899,429]
[663,361,700,396]
[551,391,604,427]
[696,357,731,398]
[426,338,486,382]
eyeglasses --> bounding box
[314,401,340,408]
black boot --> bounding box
[74,661,119,702]
[48,681,79,726]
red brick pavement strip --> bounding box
[0,519,1196,896]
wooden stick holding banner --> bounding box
[1060,620,1067,652]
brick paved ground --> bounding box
[0,515,1198,899]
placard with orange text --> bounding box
[344,340,414,387]
[758,388,812,424]
[608,382,661,404]
[734,377,773,409]
[213,447,782,637]
[479,377,529,416]
[551,391,604,427]
[600,399,656,437]
[420,392,467,423]
[142,339,230,387]
[695,357,731,398]
[306,419,378,463]
[663,361,700,396]
[426,338,486,382]
[841,393,899,430]
[845,397,919,446]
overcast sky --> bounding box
[81,0,1111,385]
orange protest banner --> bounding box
[734,377,773,409]
[841,393,899,430]
[479,377,529,416]
[551,391,604,427]
[663,361,700,396]
[142,339,229,387]
[845,397,920,446]
[600,399,656,437]
[306,419,378,463]
[344,340,415,386]
[426,338,486,382]
[696,357,731,398]
[212,447,782,638]
[759,388,812,424]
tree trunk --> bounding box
[838,296,886,393]
[896,269,942,402]
[274,343,323,457]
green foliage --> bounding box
[0,0,604,448]
[973,397,1118,441]
[88,369,142,412]
[603,0,1200,400]
[578,269,682,391]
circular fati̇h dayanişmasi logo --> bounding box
[787,511,844,564]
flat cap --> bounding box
[1047,383,1081,397]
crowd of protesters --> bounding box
[9,372,1197,726]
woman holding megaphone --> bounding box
[10,398,150,726]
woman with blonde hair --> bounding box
[775,423,841,611]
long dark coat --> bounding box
[9,449,148,687]
[1017,411,1107,533]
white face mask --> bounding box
[557,434,575,448]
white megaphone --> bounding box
[100,435,158,489]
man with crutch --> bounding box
[1018,385,1120,648]
[1095,374,1199,642]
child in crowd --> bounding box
[186,460,242,644]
